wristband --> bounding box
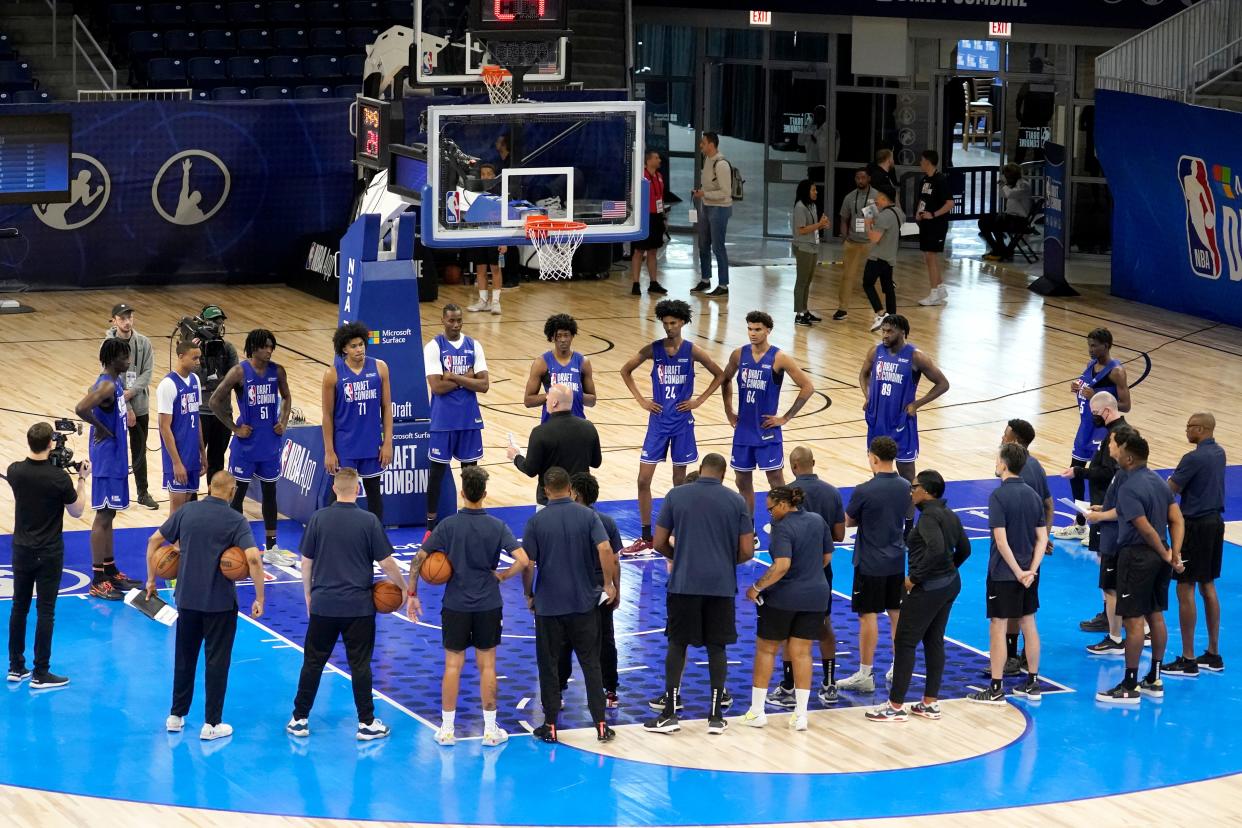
[407,589,417,597]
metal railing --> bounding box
[71,14,116,92]
[42,0,57,58]
[1096,0,1242,102]
[78,88,193,101]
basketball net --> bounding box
[481,65,513,106]
[525,216,585,281]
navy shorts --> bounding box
[162,468,201,494]
[338,456,383,478]
[730,439,784,472]
[640,426,698,466]
[91,476,129,511]
[429,429,483,464]
[442,607,503,651]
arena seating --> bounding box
[0,31,48,102]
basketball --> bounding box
[218,546,248,581]
[421,551,453,585]
[373,581,403,613]
[153,542,180,580]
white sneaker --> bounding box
[869,314,885,332]
[263,547,298,566]
[788,714,809,732]
[490,301,502,315]
[466,299,490,312]
[885,663,895,684]
[917,291,940,306]
[434,724,456,745]
[357,718,390,741]
[937,285,949,302]
[740,709,768,728]
[482,725,509,746]
[200,723,233,741]
[837,670,875,692]
[286,717,309,737]
[166,714,184,732]
[1081,535,1091,547]
[1052,524,1087,540]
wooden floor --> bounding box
[2,244,1242,823]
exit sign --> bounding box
[749,9,771,25]
[988,21,1012,38]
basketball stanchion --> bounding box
[525,215,586,281]
[481,65,514,105]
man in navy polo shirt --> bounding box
[413,466,529,747]
[969,443,1047,706]
[144,471,264,741]
[286,468,407,741]
[521,466,618,744]
[1000,418,1053,675]
[563,472,622,708]
[839,437,910,693]
[1097,435,1185,705]
[644,453,753,736]
[1166,412,1227,677]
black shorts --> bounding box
[986,576,1040,619]
[1098,555,1118,591]
[666,593,737,647]
[633,212,666,251]
[1116,545,1172,618]
[919,219,948,252]
[470,247,500,267]
[1176,513,1225,584]
[441,607,503,651]
[756,604,825,642]
[851,568,903,614]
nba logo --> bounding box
[280,439,293,471]
[656,364,666,385]
[344,383,354,402]
[1179,155,1221,280]
[421,50,434,75]
[247,386,257,405]
[443,355,453,373]
[445,191,462,225]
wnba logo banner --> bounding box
[1178,155,1240,281]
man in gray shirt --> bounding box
[861,186,905,333]
[691,132,733,298]
[104,302,157,509]
[835,168,877,322]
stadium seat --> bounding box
[304,54,342,81]
[341,53,366,79]
[148,4,190,29]
[266,55,305,84]
[0,34,15,58]
[269,2,307,23]
[165,29,200,54]
[294,84,333,99]
[192,88,211,100]
[127,30,164,62]
[0,91,11,104]
[308,28,346,52]
[388,0,414,22]
[108,4,150,48]
[252,85,292,99]
[188,56,228,86]
[200,29,237,54]
[273,28,309,52]
[226,55,267,83]
[335,83,362,98]
[0,60,35,92]
[307,1,346,24]
[188,2,230,26]
[14,89,51,103]
[146,57,187,86]
[345,27,378,49]
[212,85,250,99]
[227,2,267,23]
[346,1,384,23]
[236,29,273,53]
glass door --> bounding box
[764,64,831,237]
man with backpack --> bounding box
[691,132,735,298]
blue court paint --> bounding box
[1,470,1239,823]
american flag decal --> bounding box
[600,200,627,218]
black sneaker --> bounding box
[89,580,124,601]
[533,723,558,743]
[1095,682,1140,705]
[642,713,681,734]
[1197,652,1226,672]
[831,310,848,321]
[648,281,668,295]
[966,686,1006,706]
[1086,636,1126,656]
[596,722,615,743]
[1013,678,1042,700]
[1163,656,1199,677]
[30,671,69,689]
[631,283,641,296]
[707,716,727,735]
[1138,677,1164,699]
[1079,611,1109,632]
[648,691,684,713]
[7,668,30,683]
[110,571,144,591]
[795,313,812,327]
[691,281,710,293]
[706,285,729,297]
[137,491,159,510]
[805,311,822,322]
[1002,656,1022,677]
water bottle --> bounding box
[498,251,506,268]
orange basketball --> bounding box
[154,542,180,580]
[421,551,453,585]
[373,581,403,613]
[219,546,248,581]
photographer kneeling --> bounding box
[5,422,90,688]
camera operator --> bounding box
[103,303,156,510]
[187,305,238,485]
[5,423,90,688]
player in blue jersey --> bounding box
[618,300,725,554]
[75,337,143,600]
[1055,327,1131,544]
[858,314,950,491]
[209,329,293,565]
[524,314,596,421]
[157,340,207,515]
[321,321,394,520]
[424,304,489,532]
[720,311,816,516]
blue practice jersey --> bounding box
[1072,358,1120,461]
[161,371,201,474]
[334,356,384,454]
[865,342,921,463]
[88,372,128,478]
[235,360,281,461]
[650,339,695,435]
[541,351,585,421]
[430,336,484,432]
[735,345,783,446]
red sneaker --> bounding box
[89,580,123,601]
[620,537,653,556]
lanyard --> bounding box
[855,187,871,213]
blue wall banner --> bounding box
[0,100,354,288]
[1028,140,1075,297]
[1096,90,1242,326]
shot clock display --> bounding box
[354,97,390,172]
[470,0,568,33]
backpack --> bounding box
[714,157,745,201]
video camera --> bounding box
[175,313,224,347]
[49,418,81,472]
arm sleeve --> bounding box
[845,487,864,521]
[423,340,442,378]
[522,519,539,562]
[135,336,154,388]
[988,491,1006,528]
[158,511,183,543]
[156,377,177,415]
[422,523,446,554]
[59,471,77,505]
[910,516,947,583]
[588,423,602,468]
[656,497,674,531]
[518,429,544,477]
[1169,453,1195,491]
[371,516,395,562]
[607,521,623,554]
[952,524,973,568]
[472,340,488,374]
[1117,486,1143,525]
[769,524,791,561]
[830,491,845,526]
[299,518,318,560]
[500,524,520,553]
[233,520,257,551]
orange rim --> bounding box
[481,65,512,85]
[524,216,587,239]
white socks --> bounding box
[442,710,456,728]
[750,686,766,712]
[478,290,488,302]
[490,290,501,302]
[483,709,496,730]
[860,664,873,675]
[794,688,810,716]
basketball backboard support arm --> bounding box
[413,0,568,86]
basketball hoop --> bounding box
[525,216,586,281]
[481,65,513,105]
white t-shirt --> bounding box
[423,336,489,377]
[156,372,200,414]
